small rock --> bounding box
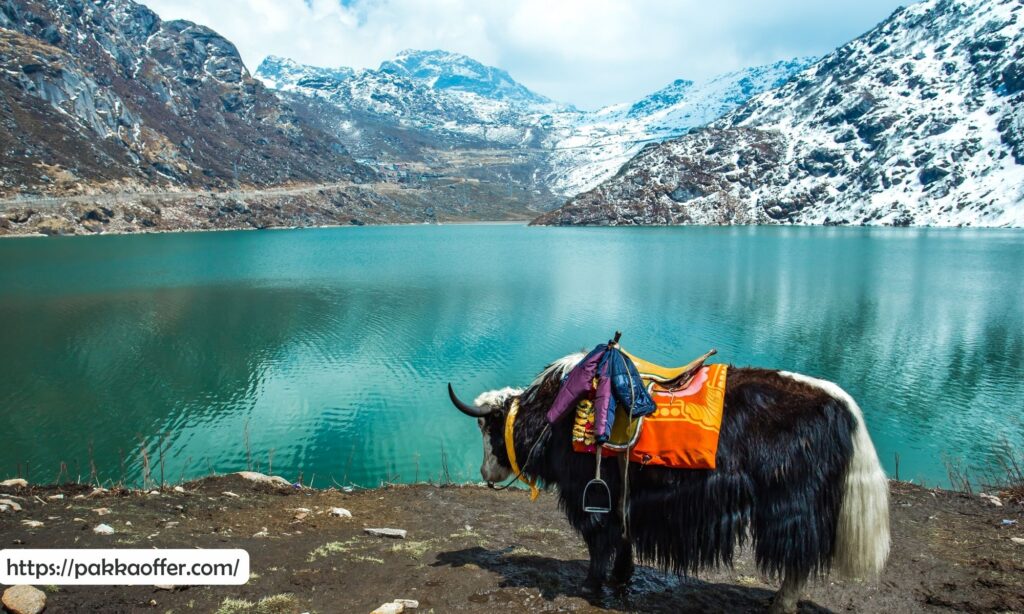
[147,490,160,496]
[125,521,132,526]
[20,520,43,529]
[87,487,107,498]
[173,486,185,493]
[394,598,419,609]
[93,507,110,516]
[364,528,406,539]
[222,491,240,499]
[979,493,1003,507]
[0,504,8,513]
[47,494,64,501]
[0,478,28,488]
[292,507,311,514]
[252,527,269,538]
[93,523,114,535]
[1,585,46,614]
[371,603,404,614]
[1011,537,1024,546]
[329,507,352,518]
[293,512,308,521]
[234,471,291,486]
[154,585,175,591]
[0,499,21,512]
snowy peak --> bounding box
[379,49,551,106]
[256,55,354,90]
[544,57,816,196]
[622,57,817,125]
[627,79,694,118]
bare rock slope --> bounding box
[0,0,371,196]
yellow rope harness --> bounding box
[504,398,540,501]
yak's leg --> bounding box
[608,536,634,587]
[581,522,616,592]
[608,455,634,587]
[768,570,808,614]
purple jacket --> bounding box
[546,344,657,442]
[546,345,609,430]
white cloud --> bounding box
[144,0,912,109]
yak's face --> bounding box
[472,388,520,484]
[447,383,520,484]
[448,352,584,485]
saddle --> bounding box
[601,348,717,451]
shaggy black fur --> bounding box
[479,365,856,590]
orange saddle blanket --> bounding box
[572,356,728,470]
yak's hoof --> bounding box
[607,568,634,588]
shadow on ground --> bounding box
[434,546,834,613]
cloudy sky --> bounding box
[145,0,913,110]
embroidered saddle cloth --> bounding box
[572,354,728,470]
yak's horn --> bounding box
[448,383,491,417]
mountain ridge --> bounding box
[255,52,813,199]
[534,0,1024,227]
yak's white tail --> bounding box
[781,372,891,579]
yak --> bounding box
[448,352,890,613]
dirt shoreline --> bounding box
[0,474,1022,613]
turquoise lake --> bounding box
[0,224,1021,488]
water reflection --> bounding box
[0,226,1021,487]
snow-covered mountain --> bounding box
[380,49,552,106]
[257,55,354,90]
[545,58,816,195]
[535,0,1024,227]
[255,51,810,198]
[257,51,557,147]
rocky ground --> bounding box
[0,474,1021,613]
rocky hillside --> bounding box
[535,0,1024,227]
[0,0,372,198]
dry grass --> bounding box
[214,593,299,614]
[945,441,1024,504]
